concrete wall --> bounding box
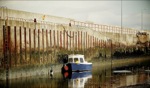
[0,8,71,24]
[0,8,150,80]
[0,8,150,67]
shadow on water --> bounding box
[0,60,150,88]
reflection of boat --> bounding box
[61,54,92,72]
[62,71,92,88]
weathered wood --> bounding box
[19,27,22,64]
[29,28,31,64]
[60,31,62,49]
[24,27,26,63]
[14,26,17,66]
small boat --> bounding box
[61,54,92,72]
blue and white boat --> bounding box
[61,54,92,72]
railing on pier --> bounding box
[70,20,139,34]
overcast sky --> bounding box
[1,0,150,30]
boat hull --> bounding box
[62,63,92,72]
[63,71,92,79]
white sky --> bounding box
[0,0,150,30]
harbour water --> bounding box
[0,59,150,88]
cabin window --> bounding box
[80,58,84,63]
[68,58,73,62]
[74,58,79,63]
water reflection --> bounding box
[0,61,150,88]
[62,71,92,88]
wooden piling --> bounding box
[2,26,5,68]
[49,30,52,48]
[75,32,77,50]
[83,32,85,50]
[70,31,71,50]
[66,31,68,50]
[24,27,27,63]
[60,31,62,49]
[88,34,89,49]
[14,26,17,66]
[34,29,36,54]
[46,30,48,62]
[42,29,44,63]
[49,30,52,62]
[96,37,97,47]
[86,32,87,49]
[93,36,94,47]
[19,27,22,64]
[63,30,65,49]
[53,30,56,49]
[78,31,80,50]
[99,40,100,47]
[90,35,92,48]
[29,28,31,64]
[38,29,40,63]
[8,26,11,67]
[73,31,74,51]
[57,30,59,49]
[46,30,48,50]
[81,31,82,50]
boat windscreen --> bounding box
[74,58,79,63]
[80,58,84,63]
[68,58,73,62]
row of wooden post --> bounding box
[3,25,114,66]
[70,20,138,34]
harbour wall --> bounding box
[0,8,150,80]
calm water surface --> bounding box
[1,60,150,88]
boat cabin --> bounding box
[68,54,86,63]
